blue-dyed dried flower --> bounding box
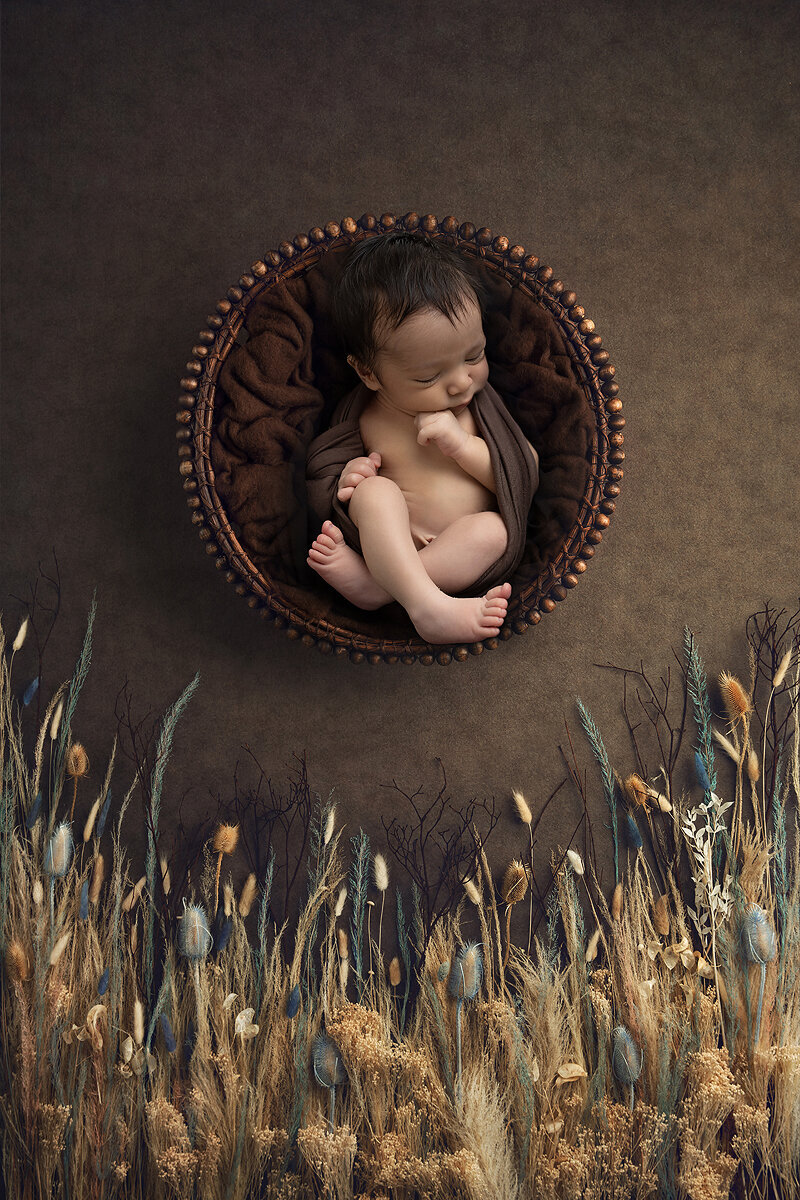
[287,983,301,1019]
[23,677,39,707]
[25,791,43,830]
[98,967,109,996]
[694,751,712,793]
[177,902,212,961]
[313,1032,346,1088]
[160,1013,177,1053]
[612,1025,642,1085]
[79,879,89,921]
[44,822,74,878]
[447,942,483,1001]
[96,788,113,839]
[214,915,233,956]
[625,812,643,850]
[741,904,777,965]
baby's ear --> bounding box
[348,356,381,391]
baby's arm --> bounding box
[415,412,496,493]
[337,452,382,501]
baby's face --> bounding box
[355,296,489,417]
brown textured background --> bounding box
[2,0,798,888]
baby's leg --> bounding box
[307,510,507,609]
[347,475,511,644]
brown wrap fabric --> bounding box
[211,248,593,637]
[305,382,539,596]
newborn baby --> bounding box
[305,232,539,645]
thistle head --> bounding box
[448,941,483,1002]
[313,1032,346,1088]
[177,901,212,961]
[741,904,777,966]
[612,1025,642,1085]
[44,822,74,878]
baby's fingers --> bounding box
[337,485,356,501]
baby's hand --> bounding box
[337,451,382,501]
[414,410,469,458]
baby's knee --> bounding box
[348,473,405,522]
[475,511,508,556]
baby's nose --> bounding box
[448,370,471,395]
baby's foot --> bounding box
[408,582,512,645]
[307,521,392,611]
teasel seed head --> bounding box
[12,616,29,653]
[212,823,239,857]
[323,805,336,847]
[512,789,532,825]
[389,957,402,987]
[741,904,777,965]
[566,849,585,876]
[89,853,105,904]
[44,822,74,878]
[373,852,389,893]
[653,894,670,937]
[612,882,623,922]
[334,886,347,918]
[6,939,31,982]
[719,671,752,723]
[49,698,64,741]
[66,742,90,779]
[612,1025,642,1085]
[773,647,793,689]
[313,1032,346,1088]
[239,872,258,917]
[501,860,528,905]
[177,901,212,961]
[624,774,649,810]
[447,941,483,1001]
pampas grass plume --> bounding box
[719,671,751,721]
[334,886,347,918]
[6,939,31,982]
[133,999,145,1046]
[12,616,29,652]
[159,855,171,896]
[239,872,258,917]
[49,930,71,966]
[49,698,64,741]
[89,853,105,904]
[337,927,349,959]
[512,789,532,824]
[713,728,739,762]
[44,822,74,878]
[323,805,336,847]
[747,748,760,783]
[462,876,481,905]
[612,881,623,921]
[585,928,600,963]
[389,957,402,987]
[122,875,146,913]
[32,879,44,907]
[83,796,101,842]
[773,646,793,689]
[653,894,670,936]
[373,853,389,892]
[566,848,585,876]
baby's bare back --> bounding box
[358,400,496,549]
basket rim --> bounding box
[176,211,624,665]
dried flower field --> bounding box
[1,595,798,1199]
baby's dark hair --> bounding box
[332,231,484,370]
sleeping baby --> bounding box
[305,232,539,645]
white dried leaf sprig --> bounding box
[681,790,734,946]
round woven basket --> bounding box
[177,212,624,665]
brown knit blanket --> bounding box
[210,248,593,635]
[306,382,540,596]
